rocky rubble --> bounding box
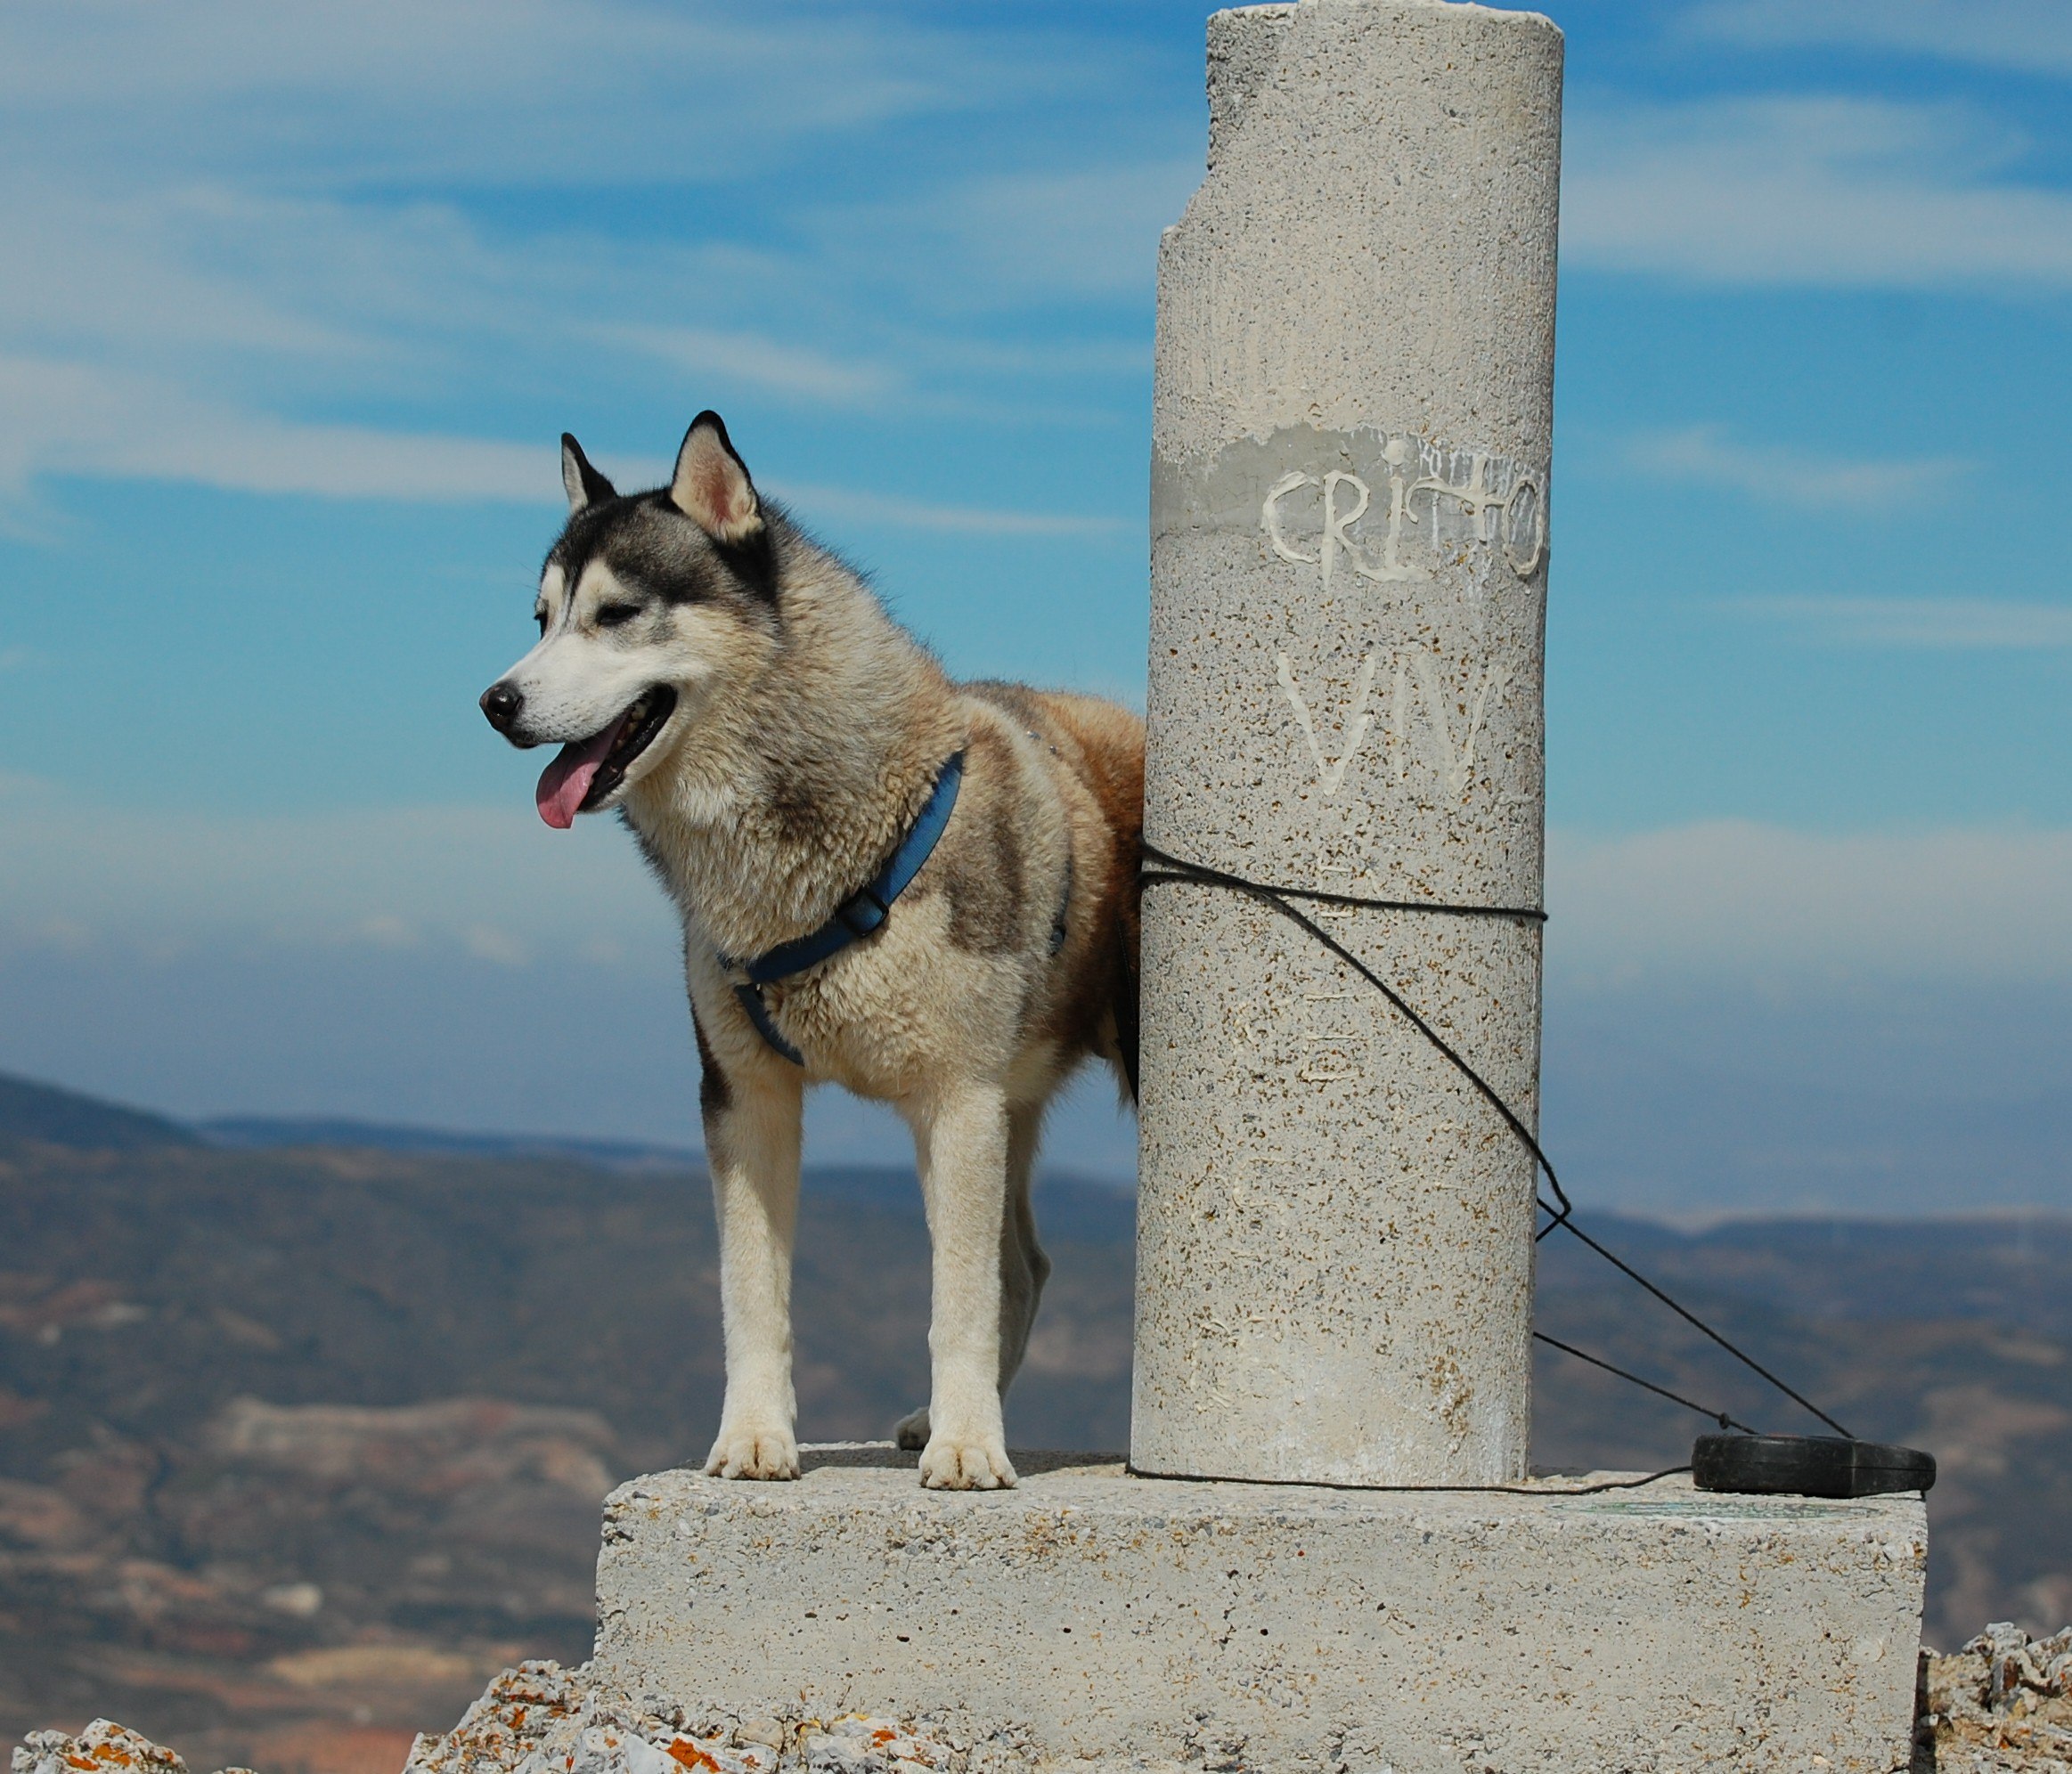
[400,1662,1036,1774]
[1919,1623,2072,1772]
[12,1717,247,1774]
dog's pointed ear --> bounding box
[670,411,762,544]
[560,433,616,514]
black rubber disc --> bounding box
[1692,1433,1935,1498]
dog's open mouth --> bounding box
[534,687,679,829]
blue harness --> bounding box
[724,750,965,1066]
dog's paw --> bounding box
[893,1406,931,1451]
[918,1434,1016,1491]
[704,1425,800,1481]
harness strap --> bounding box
[732,981,805,1067]
[725,748,966,1063]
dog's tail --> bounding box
[1031,690,1143,1105]
[1113,845,1141,1103]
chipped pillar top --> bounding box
[1159,0,1562,471]
[1133,0,1563,1485]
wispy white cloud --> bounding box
[0,777,669,964]
[811,160,1203,308]
[1563,94,2072,289]
[609,327,901,406]
[774,482,1128,540]
[1689,0,2072,79]
[954,161,1204,300]
[461,925,532,968]
[0,4,1176,515]
[0,356,552,505]
[1547,821,2072,981]
[0,2,1006,189]
[1726,596,2072,649]
[1626,424,1967,511]
[0,182,377,363]
[0,356,1122,539]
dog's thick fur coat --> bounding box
[484,416,1143,1489]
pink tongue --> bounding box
[535,728,618,830]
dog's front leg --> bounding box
[703,1054,805,1481]
[910,1080,1016,1490]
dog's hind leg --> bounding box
[997,1099,1051,1396]
[893,1096,1049,1453]
[903,1080,1017,1489]
[700,1036,806,1482]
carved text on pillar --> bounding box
[1261,435,1546,595]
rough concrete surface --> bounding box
[593,1454,1927,1773]
[1138,0,1564,1486]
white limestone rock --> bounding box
[403,1662,988,1774]
[1918,1623,2072,1772]
[11,1720,250,1774]
[792,1715,951,1774]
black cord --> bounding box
[1534,1332,1756,1435]
[1140,848,1575,1229]
[1141,864,1547,926]
[1539,1211,1851,1437]
[1127,1460,1693,1497]
[1140,841,1856,1444]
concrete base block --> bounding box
[594,1446,1927,1774]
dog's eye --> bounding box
[534,608,549,634]
[595,603,641,629]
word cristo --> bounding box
[1261,436,1545,592]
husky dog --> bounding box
[480,414,1143,1490]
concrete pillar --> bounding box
[1134,0,1562,1485]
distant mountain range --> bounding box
[0,1069,1134,1237]
[0,1070,200,1151]
[200,1113,706,1172]
[0,1066,702,1169]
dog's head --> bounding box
[481,412,780,828]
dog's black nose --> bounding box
[480,682,523,733]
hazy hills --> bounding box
[0,1072,199,1151]
[1,1070,2068,1774]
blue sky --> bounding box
[1,0,2068,1213]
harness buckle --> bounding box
[724,746,965,1067]
[836,889,890,938]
